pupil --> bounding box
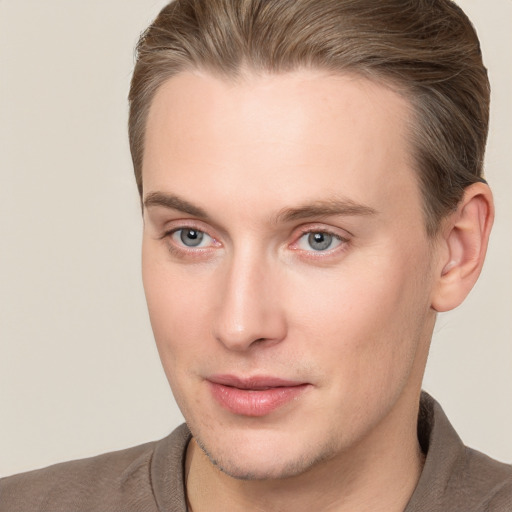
[180,229,203,247]
[308,232,332,251]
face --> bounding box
[141,70,438,480]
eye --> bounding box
[171,228,213,248]
[296,231,344,252]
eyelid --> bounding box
[158,218,215,240]
[160,221,222,256]
[289,224,351,255]
[293,223,351,241]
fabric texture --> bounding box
[1,393,511,511]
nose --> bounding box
[212,249,287,352]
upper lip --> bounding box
[207,374,307,390]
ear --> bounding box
[431,182,494,312]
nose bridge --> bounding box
[212,243,286,351]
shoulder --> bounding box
[459,446,512,510]
[0,441,157,512]
[407,393,512,512]
[0,424,191,512]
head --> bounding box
[131,0,494,481]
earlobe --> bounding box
[431,182,494,312]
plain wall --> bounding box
[0,0,510,477]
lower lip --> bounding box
[208,382,309,417]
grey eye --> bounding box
[179,229,205,247]
[307,232,334,251]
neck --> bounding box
[185,389,425,512]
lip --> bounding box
[207,374,310,417]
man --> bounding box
[1,0,511,510]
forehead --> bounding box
[142,70,421,226]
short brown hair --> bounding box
[129,0,490,235]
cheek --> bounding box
[142,258,214,419]
[142,248,211,367]
[285,248,433,383]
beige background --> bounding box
[0,0,510,477]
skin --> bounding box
[140,70,493,511]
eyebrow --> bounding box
[143,192,209,219]
[143,191,378,223]
[273,198,378,224]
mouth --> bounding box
[207,375,311,417]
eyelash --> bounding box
[161,225,220,258]
[292,228,349,255]
[161,224,350,259]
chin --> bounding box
[193,427,337,481]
